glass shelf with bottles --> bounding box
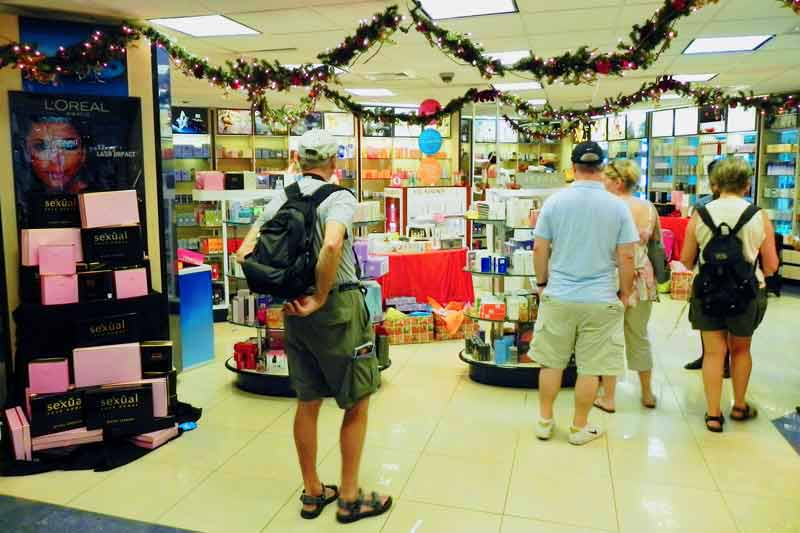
[760,112,798,235]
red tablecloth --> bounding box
[660,216,689,261]
[377,249,474,305]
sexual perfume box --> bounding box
[79,190,140,228]
[140,341,173,373]
[78,269,115,302]
[75,313,140,348]
[29,388,85,437]
[81,226,143,266]
[38,244,77,275]
[28,358,69,395]
[28,192,81,228]
[84,383,153,430]
[40,274,79,306]
[72,342,142,388]
[20,228,83,266]
[113,267,148,299]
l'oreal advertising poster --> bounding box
[9,91,145,229]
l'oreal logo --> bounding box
[100,393,140,409]
[94,231,129,244]
[46,397,82,413]
[44,99,110,113]
[89,319,127,336]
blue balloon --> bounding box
[418,128,443,156]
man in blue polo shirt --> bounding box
[532,141,638,445]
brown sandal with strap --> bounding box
[299,483,338,519]
[336,489,393,524]
[730,403,758,422]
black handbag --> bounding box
[647,208,670,285]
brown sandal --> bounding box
[730,403,758,421]
[300,484,338,519]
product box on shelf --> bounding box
[5,407,32,461]
[114,267,149,299]
[479,303,506,321]
[140,341,173,373]
[142,368,177,415]
[364,255,389,279]
[384,314,435,345]
[28,358,69,395]
[78,269,115,302]
[79,190,140,229]
[84,383,154,430]
[224,172,245,190]
[195,171,225,190]
[75,313,140,348]
[38,244,77,276]
[434,317,479,341]
[28,388,85,437]
[20,228,83,266]
[81,226,143,266]
[72,342,142,388]
[28,193,81,228]
[670,271,694,301]
[32,426,103,452]
[130,424,178,450]
[108,378,169,418]
[40,274,79,305]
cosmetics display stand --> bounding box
[460,216,577,389]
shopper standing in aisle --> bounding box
[236,130,391,523]
[594,160,659,413]
[532,142,639,445]
[680,158,779,433]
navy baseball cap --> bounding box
[571,141,605,165]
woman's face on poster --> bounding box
[26,121,86,190]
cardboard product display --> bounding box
[28,388,85,437]
[140,341,173,373]
[113,267,149,299]
[384,315,435,345]
[20,228,83,266]
[75,313,140,348]
[81,226,144,266]
[40,274,79,306]
[434,317,480,341]
[28,193,81,228]
[79,190,140,228]
[72,342,142,388]
[84,384,153,430]
[671,271,694,301]
[78,269,115,302]
[38,244,77,276]
[28,358,69,395]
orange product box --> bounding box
[434,318,479,341]
[384,315,434,345]
[670,271,694,301]
[480,304,506,321]
[266,306,285,329]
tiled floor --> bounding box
[1,294,800,532]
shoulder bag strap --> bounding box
[696,206,721,236]
[731,204,761,236]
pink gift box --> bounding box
[32,427,103,452]
[79,190,140,228]
[130,424,178,450]
[28,358,69,394]
[196,171,224,190]
[114,268,148,299]
[72,342,142,388]
[41,274,79,305]
[38,244,77,275]
[115,377,169,418]
[20,228,83,266]
[5,407,31,461]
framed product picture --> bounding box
[171,107,208,135]
[590,118,607,142]
[254,111,288,136]
[394,109,423,138]
[216,109,253,135]
[626,111,648,139]
[291,112,324,136]
[9,91,145,232]
[323,112,354,136]
[699,106,726,133]
[608,114,626,141]
[475,118,496,143]
[674,107,699,136]
[727,106,757,132]
[651,110,674,137]
[362,108,393,137]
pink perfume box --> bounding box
[5,407,30,461]
[196,171,224,191]
[28,358,70,394]
[116,377,168,417]
[73,342,142,388]
[114,268,148,299]
[131,424,178,450]
[79,190,140,228]
[39,244,77,276]
[41,274,79,305]
[20,228,83,266]
[32,427,103,451]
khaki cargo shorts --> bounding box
[532,295,626,376]
[285,289,379,409]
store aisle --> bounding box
[1,294,799,532]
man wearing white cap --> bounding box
[237,129,391,524]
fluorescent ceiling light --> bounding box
[527,99,547,106]
[149,15,259,37]
[493,81,542,91]
[357,102,418,108]
[672,73,718,82]
[489,50,530,65]
[418,0,518,20]
[661,93,683,100]
[683,35,773,55]
[345,88,396,97]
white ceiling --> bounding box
[3,0,800,114]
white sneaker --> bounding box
[535,418,555,440]
[568,423,603,446]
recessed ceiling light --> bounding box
[661,93,683,100]
[493,81,542,92]
[345,88,396,97]
[488,50,530,65]
[672,73,718,82]
[683,35,773,55]
[527,99,547,106]
[149,15,259,37]
[418,0,518,20]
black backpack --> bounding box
[242,180,354,300]
[692,204,760,318]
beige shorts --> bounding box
[624,300,653,372]
[532,295,626,376]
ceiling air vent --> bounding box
[363,72,416,81]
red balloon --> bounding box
[419,98,442,118]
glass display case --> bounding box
[759,111,798,236]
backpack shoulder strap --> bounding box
[696,206,720,235]
[731,204,761,235]
[285,182,302,201]
[309,184,356,207]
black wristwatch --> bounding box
[537,281,547,287]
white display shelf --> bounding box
[192,189,281,202]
